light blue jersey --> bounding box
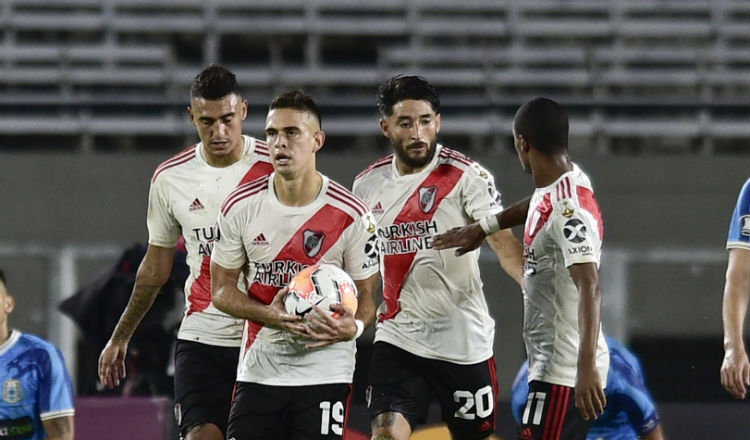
[727,178,750,250]
[0,330,74,440]
[511,337,659,440]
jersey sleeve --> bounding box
[342,210,380,281]
[146,177,181,248]
[549,205,601,267]
[727,177,750,250]
[613,377,660,436]
[38,346,75,420]
[463,162,503,220]
[211,207,247,270]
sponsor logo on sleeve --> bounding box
[563,219,587,243]
[741,215,750,236]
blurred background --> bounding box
[0,0,748,438]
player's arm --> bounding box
[720,247,750,399]
[568,262,607,420]
[210,261,306,335]
[433,196,531,256]
[640,424,665,440]
[485,228,524,287]
[98,244,174,388]
[42,416,74,440]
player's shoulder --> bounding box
[437,146,495,180]
[219,175,270,217]
[16,332,62,359]
[354,154,393,184]
[549,167,595,209]
[151,144,199,183]
[244,136,272,164]
[325,178,371,218]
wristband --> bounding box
[354,320,365,339]
[479,214,501,235]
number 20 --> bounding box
[453,385,494,420]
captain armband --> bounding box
[479,214,501,235]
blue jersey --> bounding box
[0,330,74,440]
[727,178,750,250]
[511,337,659,440]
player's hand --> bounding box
[267,287,307,336]
[432,223,486,256]
[98,339,128,388]
[574,364,606,420]
[720,346,750,399]
[303,303,357,349]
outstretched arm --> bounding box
[720,247,750,399]
[433,196,531,256]
[98,244,174,388]
[569,262,606,420]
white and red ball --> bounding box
[285,263,358,318]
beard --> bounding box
[393,140,437,170]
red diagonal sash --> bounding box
[244,204,354,353]
[380,164,464,322]
[238,161,274,186]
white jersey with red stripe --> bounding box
[147,135,274,347]
[211,173,379,386]
[522,163,609,387]
[353,144,503,364]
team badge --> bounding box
[741,215,750,236]
[563,218,587,243]
[303,230,325,257]
[418,186,438,213]
[3,379,22,404]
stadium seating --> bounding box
[0,0,746,153]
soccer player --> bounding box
[511,336,664,440]
[97,64,273,440]
[434,97,609,440]
[353,75,524,440]
[210,89,380,440]
[0,269,75,440]
[720,177,750,400]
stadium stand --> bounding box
[0,0,746,153]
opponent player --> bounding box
[720,177,750,399]
[98,64,273,440]
[353,75,524,440]
[210,89,380,440]
[512,336,664,440]
[0,269,75,440]
[435,97,609,439]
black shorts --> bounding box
[227,381,352,440]
[516,381,593,440]
[173,339,239,438]
[366,342,498,440]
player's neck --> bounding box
[0,325,9,345]
[531,153,573,188]
[273,171,323,207]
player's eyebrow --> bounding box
[199,111,235,122]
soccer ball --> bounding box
[284,263,358,318]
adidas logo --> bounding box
[372,202,383,214]
[188,198,205,211]
[252,233,269,245]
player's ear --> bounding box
[3,294,14,314]
[187,105,196,126]
[379,119,389,138]
[312,130,325,153]
[434,113,441,134]
[239,99,248,121]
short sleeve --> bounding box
[342,210,380,281]
[211,208,247,270]
[38,346,75,420]
[463,162,503,220]
[549,208,600,267]
[727,178,750,250]
[146,177,181,247]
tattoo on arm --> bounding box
[43,416,74,440]
[111,282,162,342]
[373,412,398,429]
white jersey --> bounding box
[522,163,609,387]
[353,144,502,364]
[147,135,274,347]
[212,173,379,386]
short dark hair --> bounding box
[377,75,440,117]
[513,97,569,154]
[0,269,6,286]
[190,64,241,100]
[269,89,322,128]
